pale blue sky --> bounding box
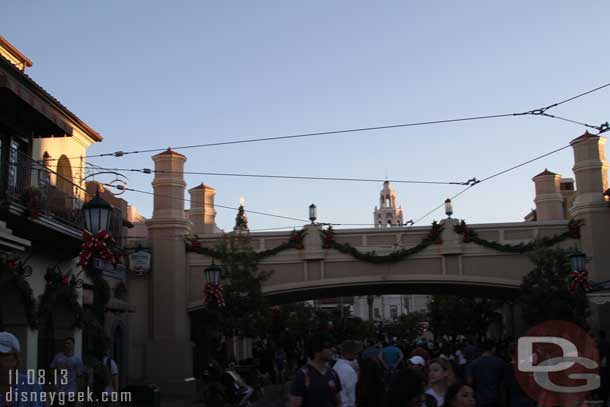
[3,1,609,231]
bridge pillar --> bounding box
[532,169,565,221]
[188,183,220,234]
[144,148,194,395]
[569,132,610,332]
[304,223,324,259]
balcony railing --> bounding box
[1,149,124,240]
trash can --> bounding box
[120,384,160,407]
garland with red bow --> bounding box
[204,282,225,307]
[79,229,118,267]
[454,219,583,253]
[569,270,592,294]
[320,222,444,263]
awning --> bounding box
[0,73,74,136]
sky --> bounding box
[2,1,609,232]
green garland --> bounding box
[186,228,307,260]
[0,260,38,329]
[319,222,444,264]
[454,219,582,253]
[39,270,84,329]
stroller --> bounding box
[221,369,256,407]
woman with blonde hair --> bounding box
[425,358,451,406]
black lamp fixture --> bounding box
[444,198,453,218]
[569,251,587,274]
[309,204,317,224]
[82,191,113,234]
[204,261,223,285]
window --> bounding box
[374,308,381,319]
[7,140,18,192]
[56,155,73,195]
[390,305,398,320]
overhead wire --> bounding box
[45,82,610,162]
[408,142,574,226]
[78,164,478,186]
[98,183,309,223]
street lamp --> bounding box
[309,204,317,224]
[444,198,453,218]
[204,261,223,285]
[82,191,113,233]
[569,251,587,274]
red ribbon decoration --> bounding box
[204,282,225,307]
[569,270,592,293]
[79,229,117,267]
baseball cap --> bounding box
[408,355,425,366]
[0,332,20,353]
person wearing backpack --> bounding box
[289,334,343,407]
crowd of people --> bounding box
[287,332,610,407]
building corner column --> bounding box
[569,132,610,332]
[144,148,194,395]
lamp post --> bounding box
[81,190,115,360]
[569,251,586,274]
[309,204,317,224]
[203,262,224,368]
[204,261,223,286]
[82,191,113,235]
[444,198,453,218]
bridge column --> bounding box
[439,218,463,278]
[144,148,194,394]
[532,169,565,221]
[569,132,610,331]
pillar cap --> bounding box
[189,182,216,191]
[534,168,558,178]
[570,131,601,145]
[152,147,186,158]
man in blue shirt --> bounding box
[0,331,46,406]
[381,339,404,371]
[467,341,507,407]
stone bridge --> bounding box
[186,218,576,307]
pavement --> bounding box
[160,383,289,407]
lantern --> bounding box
[82,191,113,233]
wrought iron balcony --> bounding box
[0,148,124,241]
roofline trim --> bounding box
[0,35,33,68]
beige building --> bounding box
[0,36,134,385]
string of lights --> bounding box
[45,82,610,162]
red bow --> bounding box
[79,229,117,267]
[569,270,592,293]
[204,282,225,307]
